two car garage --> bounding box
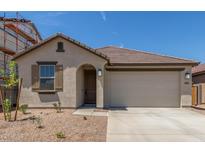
[106,71,180,108]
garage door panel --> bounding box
[109,71,180,107]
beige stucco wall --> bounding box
[180,66,192,107]
[76,66,84,107]
[15,37,107,108]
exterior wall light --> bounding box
[185,72,191,79]
[97,69,102,77]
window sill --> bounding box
[35,90,57,94]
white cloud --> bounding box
[100,11,106,21]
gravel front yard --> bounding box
[0,109,107,142]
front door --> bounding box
[84,70,96,104]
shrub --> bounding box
[56,132,65,139]
[3,99,12,121]
[19,104,28,114]
[0,61,19,121]
[53,101,62,113]
[35,116,44,129]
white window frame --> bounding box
[39,64,55,90]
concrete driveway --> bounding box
[107,108,205,141]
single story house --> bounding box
[13,33,198,108]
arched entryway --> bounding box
[76,64,96,107]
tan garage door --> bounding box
[108,71,180,107]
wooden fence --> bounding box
[192,85,197,106]
[192,83,205,106]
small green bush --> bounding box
[3,99,12,121]
[56,132,65,139]
[35,116,44,129]
[19,104,28,114]
[53,101,62,113]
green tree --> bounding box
[0,61,19,121]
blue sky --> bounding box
[1,11,205,63]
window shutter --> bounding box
[31,65,39,91]
[55,65,63,91]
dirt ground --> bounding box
[0,109,107,142]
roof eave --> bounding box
[192,70,205,76]
[108,62,199,66]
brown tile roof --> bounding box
[96,46,199,66]
[13,33,199,66]
[13,33,109,61]
[192,64,205,75]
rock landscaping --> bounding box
[0,109,107,142]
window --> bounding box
[39,65,55,90]
[56,42,64,52]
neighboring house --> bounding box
[0,17,42,105]
[192,64,205,106]
[13,33,198,108]
[0,17,42,75]
[192,64,205,84]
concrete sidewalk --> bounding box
[73,107,108,116]
[107,108,205,141]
